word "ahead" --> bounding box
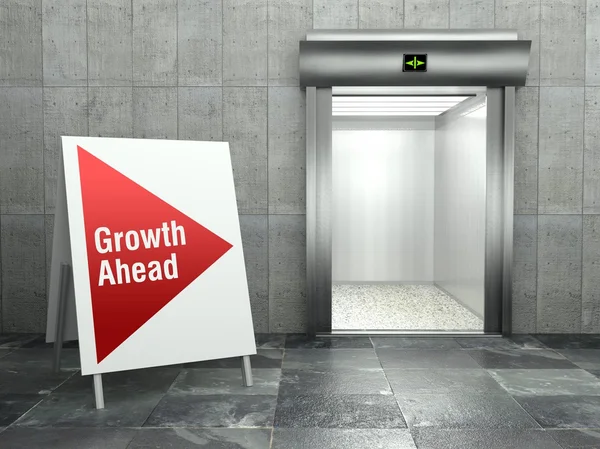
[95,221,186,287]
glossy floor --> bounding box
[1,334,600,448]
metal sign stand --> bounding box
[52,262,105,410]
[51,263,253,410]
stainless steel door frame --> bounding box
[306,87,517,337]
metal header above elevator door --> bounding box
[299,29,531,87]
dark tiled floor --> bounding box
[0,334,600,448]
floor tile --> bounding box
[255,333,286,349]
[515,396,600,429]
[0,394,44,426]
[509,335,548,349]
[55,366,180,395]
[386,369,505,395]
[397,393,540,429]
[128,428,272,448]
[4,348,81,371]
[279,369,391,395]
[466,349,578,369]
[282,349,381,371]
[169,368,280,396]
[557,349,600,370]
[285,335,373,349]
[184,350,282,369]
[371,337,461,350]
[0,349,79,394]
[454,337,521,350]
[488,369,600,396]
[534,334,600,349]
[412,429,562,449]
[274,394,406,429]
[0,334,41,348]
[272,428,416,448]
[145,394,277,428]
[547,428,600,448]
[0,427,137,449]
[20,336,79,349]
[587,369,600,379]
[377,350,481,370]
[15,391,165,427]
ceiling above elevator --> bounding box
[332,96,471,117]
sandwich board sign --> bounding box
[45,137,256,384]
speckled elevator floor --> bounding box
[332,284,484,331]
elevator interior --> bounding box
[331,94,487,332]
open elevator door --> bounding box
[300,30,531,338]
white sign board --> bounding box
[46,137,256,376]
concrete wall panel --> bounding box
[42,0,87,86]
[314,0,358,29]
[223,88,268,214]
[538,87,584,214]
[0,0,42,86]
[514,87,539,214]
[537,215,583,333]
[404,0,449,28]
[178,0,222,86]
[178,87,223,141]
[268,0,312,86]
[584,87,600,213]
[1,215,46,333]
[269,215,306,333]
[89,87,133,138]
[583,215,600,333]
[268,88,306,215]
[133,0,177,86]
[512,215,538,333]
[88,0,133,86]
[240,215,269,333]
[133,87,177,139]
[0,88,44,214]
[449,0,494,28]
[43,88,88,214]
[45,215,53,301]
[359,0,404,29]
[223,0,268,86]
[587,1,600,86]
[540,0,586,86]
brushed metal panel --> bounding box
[332,129,435,282]
[434,100,487,318]
[299,40,531,87]
[485,88,505,333]
[315,87,333,333]
[306,87,317,336]
[333,86,487,96]
[306,29,518,41]
[502,86,515,335]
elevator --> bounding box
[300,30,531,336]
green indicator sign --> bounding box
[403,54,427,72]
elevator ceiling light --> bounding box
[332,96,470,117]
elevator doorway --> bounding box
[331,94,487,332]
[300,29,531,336]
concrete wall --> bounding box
[0,0,599,334]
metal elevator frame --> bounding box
[300,29,531,338]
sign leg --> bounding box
[241,355,253,387]
[52,263,71,373]
[93,374,105,409]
